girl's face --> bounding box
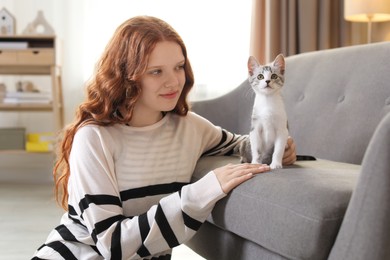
[133,41,186,125]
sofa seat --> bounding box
[191,156,360,259]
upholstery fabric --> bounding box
[189,221,289,260]
[283,43,390,164]
[329,112,390,260]
[188,42,390,260]
[192,42,390,164]
[191,157,359,260]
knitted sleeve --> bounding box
[67,125,226,259]
[189,112,247,157]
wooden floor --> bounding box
[0,182,62,259]
[0,164,204,259]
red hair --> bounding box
[54,16,195,210]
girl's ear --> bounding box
[273,54,285,75]
[248,56,259,76]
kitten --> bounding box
[238,54,289,169]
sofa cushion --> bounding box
[192,156,359,260]
[283,43,390,165]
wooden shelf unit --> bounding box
[0,35,64,132]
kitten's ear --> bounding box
[248,56,259,76]
[273,54,285,75]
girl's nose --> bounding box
[164,71,180,88]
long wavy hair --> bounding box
[54,16,195,210]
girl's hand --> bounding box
[283,136,297,165]
[213,163,270,194]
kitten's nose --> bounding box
[266,80,270,84]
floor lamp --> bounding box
[344,0,390,43]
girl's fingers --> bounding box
[230,164,270,176]
[214,163,271,193]
[283,137,297,165]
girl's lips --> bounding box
[160,91,179,99]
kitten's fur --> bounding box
[238,54,289,169]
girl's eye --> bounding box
[257,74,264,80]
[271,74,278,79]
[176,64,185,70]
[150,69,162,75]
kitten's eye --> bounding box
[257,74,264,80]
[271,74,278,80]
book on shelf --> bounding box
[2,91,52,104]
[2,98,52,104]
[25,141,53,152]
[0,42,28,49]
[25,132,55,152]
[27,132,56,143]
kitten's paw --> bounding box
[270,162,283,170]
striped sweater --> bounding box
[33,112,245,260]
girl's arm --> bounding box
[68,126,226,259]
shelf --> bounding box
[0,103,53,111]
[0,35,55,48]
[0,36,56,75]
[0,66,53,75]
[0,35,62,170]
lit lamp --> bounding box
[344,0,390,43]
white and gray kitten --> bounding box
[238,54,289,169]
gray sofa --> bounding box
[187,42,390,260]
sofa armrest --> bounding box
[329,112,390,260]
[191,80,254,135]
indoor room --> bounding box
[1,0,390,259]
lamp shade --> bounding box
[344,0,390,22]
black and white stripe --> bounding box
[203,129,246,156]
[120,182,187,201]
[33,112,230,259]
